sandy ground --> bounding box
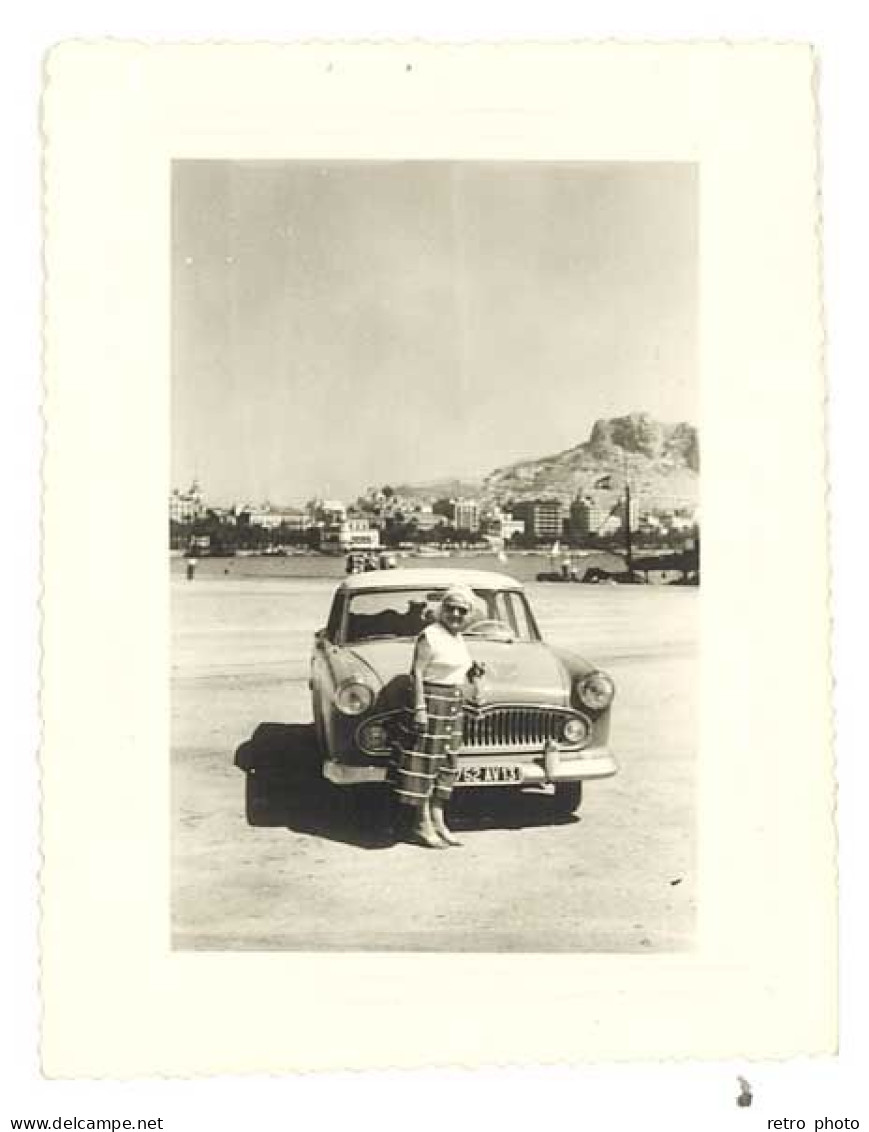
[171,573,698,951]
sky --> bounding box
[172,160,697,506]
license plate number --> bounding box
[457,764,523,786]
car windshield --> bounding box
[343,588,540,644]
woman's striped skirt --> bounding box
[393,682,464,807]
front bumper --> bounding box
[323,745,618,786]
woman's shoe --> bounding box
[409,827,448,850]
[432,818,463,847]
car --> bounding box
[309,568,617,815]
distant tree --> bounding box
[509,531,540,550]
[238,523,269,552]
[275,524,311,547]
[382,485,395,499]
[381,519,418,547]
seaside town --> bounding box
[171,479,698,552]
[170,415,701,581]
[169,478,699,583]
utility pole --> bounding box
[621,450,634,577]
[624,479,634,576]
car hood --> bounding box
[344,638,571,706]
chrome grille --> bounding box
[462,707,579,752]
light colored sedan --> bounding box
[309,569,617,815]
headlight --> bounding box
[358,721,390,752]
[562,716,590,744]
[336,679,375,716]
[576,671,615,712]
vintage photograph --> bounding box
[171,159,699,951]
[41,41,833,1074]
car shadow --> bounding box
[450,789,580,831]
[234,722,399,850]
[234,722,579,848]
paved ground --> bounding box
[171,575,698,951]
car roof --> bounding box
[337,567,524,593]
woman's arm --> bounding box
[411,633,432,727]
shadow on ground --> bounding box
[234,723,396,850]
[234,722,578,849]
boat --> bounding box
[413,547,451,558]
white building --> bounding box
[169,480,205,523]
[320,499,347,522]
[413,511,448,532]
[453,499,481,532]
[321,518,380,553]
[242,504,308,531]
[500,518,525,540]
[483,513,525,540]
[570,492,638,538]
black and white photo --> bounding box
[40,43,833,1074]
[170,160,700,951]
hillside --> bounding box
[392,475,484,500]
[484,412,699,507]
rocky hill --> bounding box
[484,412,699,507]
[392,475,484,500]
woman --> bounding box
[393,584,483,848]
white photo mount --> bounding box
[41,42,833,1075]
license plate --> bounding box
[457,764,523,786]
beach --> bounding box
[171,556,698,951]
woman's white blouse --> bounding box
[418,622,472,685]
